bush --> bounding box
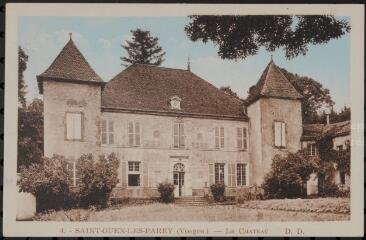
[18,153,120,211]
[236,185,264,203]
[319,183,350,198]
[210,183,225,202]
[157,181,175,203]
[18,155,76,212]
[262,151,318,199]
[77,153,120,208]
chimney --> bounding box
[326,114,330,125]
[187,56,191,71]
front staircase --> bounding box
[175,196,209,206]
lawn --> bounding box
[34,198,350,222]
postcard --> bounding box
[3,3,364,237]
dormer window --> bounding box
[170,96,181,110]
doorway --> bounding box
[173,163,185,197]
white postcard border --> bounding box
[3,3,364,237]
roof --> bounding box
[302,120,350,141]
[101,64,247,120]
[37,38,103,93]
[246,60,303,104]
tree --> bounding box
[18,155,75,212]
[18,98,44,171]
[279,68,334,123]
[262,151,319,199]
[185,16,350,60]
[316,136,350,196]
[121,28,166,67]
[219,86,240,98]
[336,106,351,122]
[77,153,120,208]
[18,46,28,107]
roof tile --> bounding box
[37,39,103,83]
[246,60,303,104]
[102,64,247,119]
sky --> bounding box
[18,16,350,111]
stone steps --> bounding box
[175,196,208,206]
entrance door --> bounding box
[173,163,185,197]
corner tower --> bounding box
[246,59,303,185]
[37,35,105,159]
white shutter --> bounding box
[179,122,185,147]
[243,127,248,150]
[135,122,140,146]
[228,164,232,187]
[245,163,249,186]
[220,126,224,148]
[281,122,286,147]
[66,113,81,140]
[101,120,107,144]
[237,128,242,149]
[108,120,114,144]
[208,164,214,186]
[274,122,282,147]
[215,127,219,149]
[173,122,179,148]
[66,113,74,140]
[231,163,236,187]
[74,113,82,140]
[128,122,134,146]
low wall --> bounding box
[16,185,36,220]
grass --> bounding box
[238,197,350,214]
[34,197,350,222]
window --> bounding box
[173,120,185,148]
[128,121,141,146]
[215,126,225,149]
[274,121,286,147]
[128,161,140,187]
[237,163,248,186]
[215,163,225,184]
[66,112,82,140]
[340,170,346,185]
[237,127,248,150]
[101,119,114,145]
[307,143,317,156]
[67,161,79,187]
[345,140,350,150]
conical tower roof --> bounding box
[246,59,303,104]
[37,35,103,93]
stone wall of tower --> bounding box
[248,98,303,185]
[43,80,102,159]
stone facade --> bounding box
[43,80,102,159]
[247,98,303,185]
[100,112,250,198]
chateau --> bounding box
[37,37,350,199]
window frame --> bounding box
[173,119,185,148]
[65,111,83,141]
[128,121,141,147]
[127,161,141,187]
[237,127,248,151]
[101,119,115,145]
[307,143,317,156]
[274,121,286,148]
[237,163,248,187]
[215,126,225,149]
[67,161,79,187]
[214,163,225,184]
